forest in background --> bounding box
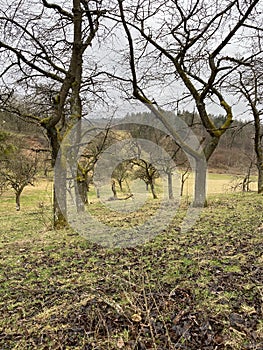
[0,109,256,176]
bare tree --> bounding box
[76,125,113,206]
[132,158,159,199]
[112,160,132,191]
[0,0,106,227]
[0,139,38,211]
[229,60,263,194]
[112,0,261,206]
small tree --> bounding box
[132,159,159,199]
[112,160,132,192]
[0,147,38,211]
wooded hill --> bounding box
[122,110,256,175]
[0,110,256,176]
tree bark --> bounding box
[167,171,174,199]
[53,0,84,225]
[15,190,22,211]
[45,125,68,228]
[117,179,123,191]
[257,163,263,194]
[53,153,67,229]
[77,179,88,209]
[254,109,263,194]
[191,136,220,206]
[193,158,207,207]
[180,168,190,197]
[112,180,117,199]
[150,181,158,199]
[192,137,219,207]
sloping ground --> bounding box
[0,192,262,349]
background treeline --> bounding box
[0,109,256,176]
[123,110,256,175]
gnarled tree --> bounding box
[0,0,106,227]
[113,0,261,206]
[232,60,263,193]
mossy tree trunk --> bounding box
[253,105,263,194]
[118,0,259,207]
[192,136,219,207]
[193,158,207,207]
[150,181,158,199]
[237,66,263,195]
[0,0,104,229]
[167,171,174,200]
[46,0,99,227]
[53,153,68,228]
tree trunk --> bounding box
[242,161,253,192]
[112,180,117,199]
[15,190,22,211]
[74,136,86,213]
[180,168,190,197]
[118,179,123,191]
[254,109,263,194]
[150,181,158,199]
[257,163,263,194]
[77,179,88,210]
[167,171,174,199]
[53,186,67,228]
[54,155,67,229]
[180,176,185,197]
[46,125,68,228]
[52,0,83,227]
[193,158,207,207]
[192,136,219,207]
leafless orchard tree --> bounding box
[1,0,261,226]
[0,132,39,211]
[226,58,263,194]
[129,122,189,200]
[75,122,117,205]
[2,152,39,211]
[131,158,159,199]
[220,4,263,194]
[110,0,261,206]
[112,160,132,191]
[0,0,107,227]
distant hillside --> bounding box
[122,111,256,175]
[0,110,43,135]
[0,110,256,176]
[208,119,255,174]
[0,113,50,176]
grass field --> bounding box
[0,175,262,349]
[182,172,258,196]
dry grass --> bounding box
[0,176,262,349]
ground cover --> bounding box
[0,178,262,349]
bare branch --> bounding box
[41,0,73,19]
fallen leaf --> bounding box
[131,313,142,322]
[116,337,125,349]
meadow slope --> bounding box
[0,180,262,349]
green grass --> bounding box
[0,178,262,349]
[182,171,258,195]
